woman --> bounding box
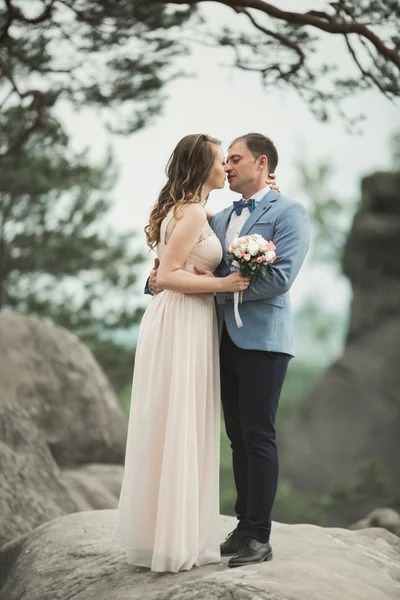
[113,134,250,573]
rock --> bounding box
[0,311,128,466]
[351,508,400,537]
[0,512,399,600]
[278,172,400,518]
[62,464,124,511]
[0,403,78,548]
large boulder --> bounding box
[278,172,400,518]
[62,464,124,511]
[0,512,399,600]
[0,312,128,466]
[0,403,78,548]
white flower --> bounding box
[247,240,259,256]
[253,234,267,246]
[243,254,251,261]
[239,244,247,252]
[234,248,242,257]
[265,250,276,262]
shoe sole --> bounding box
[228,551,273,568]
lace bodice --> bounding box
[157,210,223,274]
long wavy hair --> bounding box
[145,134,221,249]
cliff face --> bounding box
[278,172,400,519]
[344,172,400,342]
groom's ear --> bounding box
[257,154,268,170]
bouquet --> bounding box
[226,233,277,327]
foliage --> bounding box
[297,159,357,266]
[390,129,400,169]
[1,1,399,159]
[0,112,145,388]
[87,337,136,396]
[0,0,196,156]
[275,460,400,527]
[156,0,400,123]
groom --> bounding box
[149,133,310,567]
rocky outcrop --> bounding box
[0,311,127,466]
[0,512,399,600]
[278,172,400,520]
[62,463,124,511]
[0,403,78,548]
[0,312,126,547]
[351,508,400,538]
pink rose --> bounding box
[256,256,263,263]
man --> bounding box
[148,133,310,568]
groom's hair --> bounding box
[230,133,278,173]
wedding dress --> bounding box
[114,209,223,572]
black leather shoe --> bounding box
[228,537,273,567]
[220,528,247,556]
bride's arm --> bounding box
[157,204,246,295]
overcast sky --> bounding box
[58,1,400,318]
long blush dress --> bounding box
[114,210,223,572]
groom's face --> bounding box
[226,141,261,194]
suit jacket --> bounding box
[211,189,310,356]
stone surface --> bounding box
[0,512,399,600]
[62,463,124,511]
[278,172,400,514]
[0,403,78,548]
[0,311,128,466]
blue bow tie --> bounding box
[233,198,256,216]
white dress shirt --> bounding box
[225,186,271,249]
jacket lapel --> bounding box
[239,189,279,237]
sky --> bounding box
[57,1,400,323]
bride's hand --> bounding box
[266,172,280,192]
[224,272,251,293]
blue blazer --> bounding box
[212,189,310,357]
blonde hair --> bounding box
[145,134,221,249]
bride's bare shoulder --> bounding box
[178,202,207,223]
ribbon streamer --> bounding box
[230,261,244,327]
[233,291,243,328]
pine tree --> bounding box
[0,109,145,390]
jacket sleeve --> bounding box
[219,202,310,303]
[144,277,154,297]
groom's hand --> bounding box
[149,258,163,294]
[194,265,215,297]
[194,266,214,278]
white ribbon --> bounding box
[231,260,243,328]
[233,292,243,328]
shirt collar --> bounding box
[244,185,271,204]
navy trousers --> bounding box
[220,323,290,543]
